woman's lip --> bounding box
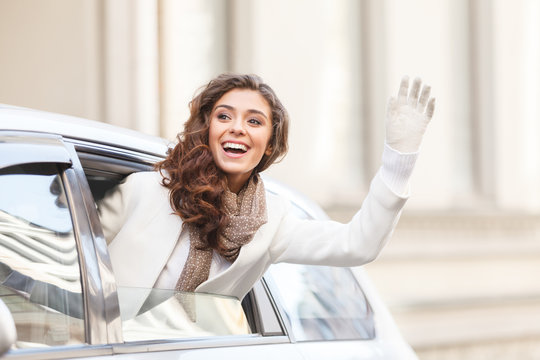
[221,140,250,149]
[221,140,250,158]
[222,146,248,158]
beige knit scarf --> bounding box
[175,175,267,292]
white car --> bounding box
[0,104,417,359]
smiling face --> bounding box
[209,89,273,193]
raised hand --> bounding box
[385,76,435,153]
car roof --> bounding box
[0,104,171,158]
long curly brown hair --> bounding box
[156,74,289,251]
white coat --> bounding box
[98,170,407,300]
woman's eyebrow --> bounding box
[214,104,234,112]
[214,104,268,119]
[246,109,268,119]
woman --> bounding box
[99,73,435,301]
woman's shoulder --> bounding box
[111,170,169,212]
[124,170,164,185]
[265,190,291,217]
[121,170,168,196]
[126,169,161,180]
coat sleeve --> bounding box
[268,171,408,266]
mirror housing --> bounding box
[0,299,16,356]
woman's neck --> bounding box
[226,172,253,193]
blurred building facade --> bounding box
[1,0,540,358]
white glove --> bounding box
[386,76,435,153]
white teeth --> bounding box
[223,142,248,152]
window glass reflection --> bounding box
[0,164,84,348]
[117,287,251,341]
[268,263,375,341]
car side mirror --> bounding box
[0,298,16,357]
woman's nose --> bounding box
[229,118,246,135]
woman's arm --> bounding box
[269,170,406,266]
[270,76,435,266]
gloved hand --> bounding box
[385,76,435,153]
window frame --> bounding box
[0,131,115,355]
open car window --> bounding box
[74,145,282,340]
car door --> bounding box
[0,131,121,359]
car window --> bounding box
[76,150,266,341]
[0,163,85,349]
[117,287,251,341]
[267,263,375,342]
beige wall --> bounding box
[0,0,102,121]
[492,0,540,211]
[2,0,540,212]
[159,0,228,139]
[231,0,367,205]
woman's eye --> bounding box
[217,114,230,120]
[248,118,262,125]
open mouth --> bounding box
[223,142,248,154]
